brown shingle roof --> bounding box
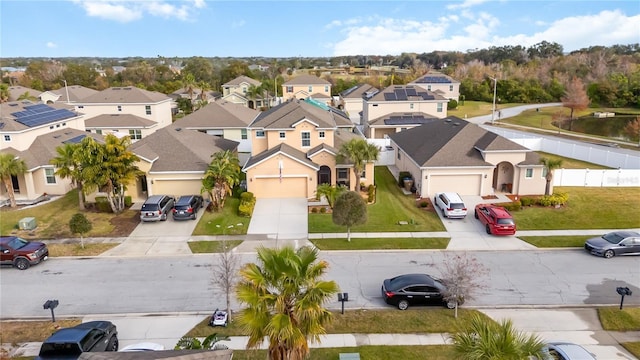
[11,129,104,169]
[85,114,157,128]
[243,142,319,171]
[51,85,99,102]
[250,100,338,129]
[79,87,171,104]
[283,74,331,85]
[7,86,42,102]
[223,75,261,87]
[130,126,238,172]
[389,117,529,167]
[177,100,259,129]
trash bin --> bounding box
[19,217,37,230]
[403,178,414,191]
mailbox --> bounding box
[43,299,59,322]
[616,287,632,310]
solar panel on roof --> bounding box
[14,108,76,128]
[384,93,396,101]
[406,88,417,96]
[63,135,86,144]
[24,104,51,113]
[384,115,435,125]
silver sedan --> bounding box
[584,231,640,258]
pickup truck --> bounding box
[36,321,118,359]
[474,204,516,235]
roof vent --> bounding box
[175,127,182,131]
[445,119,452,122]
[453,122,460,126]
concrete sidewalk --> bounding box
[6,308,638,359]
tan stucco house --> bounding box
[388,117,547,198]
[221,75,275,109]
[408,72,461,101]
[364,85,449,139]
[336,83,379,124]
[282,75,332,105]
[127,125,239,202]
[40,85,99,104]
[243,99,374,199]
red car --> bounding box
[474,204,516,235]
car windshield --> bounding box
[602,232,624,244]
[39,343,82,356]
[141,204,159,211]
[7,237,28,250]
[451,203,465,209]
[497,218,514,225]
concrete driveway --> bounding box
[101,206,204,257]
[438,194,537,251]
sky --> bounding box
[1,0,639,58]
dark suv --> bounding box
[0,236,49,270]
[172,195,204,220]
[36,320,118,359]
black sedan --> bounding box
[36,321,118,359]
[584,230,640,258]
[381,273,462,310]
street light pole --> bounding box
[63,79,70,105]
[489,76,497,124]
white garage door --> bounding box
[428,175,482,196]
[252,177,308,198]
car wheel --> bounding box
[474,210,479,219]
[397,300,409,310]
[446,300,457,309]
[485,225,492,235]
[604,250,615,259]
[14,258,30,270]
[107,336,118,351]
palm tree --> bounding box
[0,153,27,208]
[201,150,241,212]
[51,143,85,210]
[336,138,380,191]
[314,183,347,209]
[540,157,563,195]
[175,334,230,350]
[236,246,339,360]
[0,83,9,103]
[182,72,197,103]
[197,80,211,102]
[450,313,545,360]
[17,91,38,101]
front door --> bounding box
[318,165,331,185]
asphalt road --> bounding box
[2,250,638,318]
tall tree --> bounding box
[236,246,339,360]
[211,240,240,317]
[51,143,85,210]
[336,138,379,191]
[450,313,545,360]
[201,150,241,212]
[436,253,488,318]
[182,72,197,103]
[78,135,140,213]
[0,153,27,208]
[561,77,589,130]
[332,190,367,242]
[539,157,563,196]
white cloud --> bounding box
[71,0,205,22]
[446,0,490,11]
[331,8,639,56]
[46,42,58,48]
[231,20,246,28]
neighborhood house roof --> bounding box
[243,142,319,171]
[283,74,331,85]
[1,101,79,131]
[389,117,535,167]
[7,86,42,102]
[79,87,171,104]
[411,72,460,84]
[130,126,239,172]
[85,114,157,128]
[177,100,260,129]
[340,83,379,99]
[367,85,447,102]
[368,112,438,126]
[223,75,261,87]
[51,85,99,102]
[250,100,350,130]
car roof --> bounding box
[386,273,440,290]
[610,230,640,238]
[45,321,113,343]
[546,342,596,359]
[176,195,198,204]
[479,204,512,218]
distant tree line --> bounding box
[2,42,638,108]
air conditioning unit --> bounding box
[19,217,37,230]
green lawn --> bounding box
[518,236,591,248]
[309,166,446,233]
[192,197,249,235]
[512,187,640,230]
[598,307,640,331]
[231,345,455,360]
[310,237,449,250]
[188,240,244,253]
[536,151,610,169]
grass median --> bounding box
[518,235,590,248]
[310,237,449,250]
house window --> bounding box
[56,124,60,128]
[286,86,293,93]
[96,129,103,135]
[129,129,142,140]
[319,131,325,139]
[397,151,401,160]
[427,85,432,91]
[279,131,286,139]
[44,168,56,184]
[117,105,122,112]
[361,169,366,179]
[241,129,247,140]
[437,103,443,112]
[62,122,66,126]
[449,85,454,91]
[256,130,265,138]
[542,168,548,178]
[324,85,329,92]
[525,168,533,178]
[410,103,414,109]
[308,86,313,92]
[50,126,54,129]
[145,105,151,115]
[242,86,247,94]
[3,135,10,142]
[337,169,348,180]
[301,131,310,147]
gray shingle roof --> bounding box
[8,86,42,102]
[176,100,260,129]
[283,75,331,85]
[130,126,239,172]
[85,114,157,128]
[340,83,378,99]
[368,112,438,126]
[367,85,447,102]
[250,100,348,130]
[78,87,171,104]
[0,101,81,131]
[410,72,461,85]
[51,85,99,102]
[388,117,530,167]
[223,75,261,87]
[243,142,319,171]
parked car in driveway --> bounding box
[434,192,467,218]
[0,236,49,270]
[542,341,596,360]
[172,195,203,220]
[474,204,516,235]
[140,195,175,222]
[381,273,462,310]
[36,321,118,359]
[584,230,640,258]
[120,342,165,352]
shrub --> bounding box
[238,192,256,217]
[419,201,429,208]
[319,207,327,214]
[124,196,132,207]
[240,192,254,202]
[520,197,535,207]
[447,99,458,110]
[367,184,376,203]
[500,200,521,212]
[311,207,318,213]
[95,196,112,213]
[539,192,569,207]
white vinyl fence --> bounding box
[553,169,640,187]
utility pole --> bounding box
[63,80,70,105]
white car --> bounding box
[434,192,468,218]
[119,342,165,352]
[542,342,596,360]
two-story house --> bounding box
[242,99,373,199]
[40,85,99,104]
[220,75,270,109]
[75,86,173,140]
[282,75,332,105]
[408,72,460,101]
[363,85,449,139]
[336,83,379,125]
